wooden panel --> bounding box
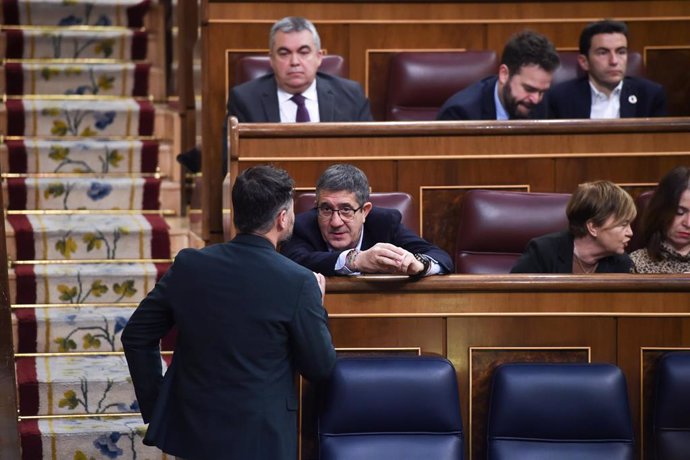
[316,277,690,460]
[206,2,690,21]
[468,346,591,460]
[647,47,690,117]
[618,318,690,459]
[420,184,529,257]
[220,120,690,245]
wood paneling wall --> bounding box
[200,1,690,242]
[222,119,690,255]
[304,274,690,460]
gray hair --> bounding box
[269,16,321,51]
[316,164,370,206]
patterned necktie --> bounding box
[290,93,310,122]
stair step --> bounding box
[5,211,189,263]
[20,416,166,459]
[6,176,162,210]
[14,305,135,354]
[2,0,151,28]
[1,139,160,174]
[2,98,155,137]
[7,213,170,261]
[1,62,151,97]
[1,28,149,60]
[12,261,170,305]
[16,354,163,417]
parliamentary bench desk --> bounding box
[210,118,690,249]
[291,273,690,460]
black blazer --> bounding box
[547,76,667,119]
[436,75,549,120]
[510,231,633,274]
[280,207,454,276]
[122,234,336,459]
[228,72,373,122]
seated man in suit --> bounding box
[281,164,454,277]
[548,20,667,119]
[436,30,559,120]
[228,16,373,123]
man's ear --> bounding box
[361,201,373,220]
[276,208,289,232]
[498,64,511,85]
[578,54,590,73]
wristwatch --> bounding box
[413,253,431,276]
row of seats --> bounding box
[319,353,690,460]
[233,51,644,121]
[295,189,652,274]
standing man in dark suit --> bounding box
[548,20,667,119]
[436,31,560,120]
[281,164,454,276]
[122,165,336,460]
[228,16,372,123]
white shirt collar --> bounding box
[277,79,318,103]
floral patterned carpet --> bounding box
[3,1,174,458]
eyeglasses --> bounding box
[316,204,363,221]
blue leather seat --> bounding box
[653,352,690,460]
[319,356,464,460]
[487,363,634,460]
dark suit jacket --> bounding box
[510,231,633,273]
[121,234,336,459]
[280,207,454,276]
[547,76,668,119]
[436,75,548,120]
[228,72,373,122]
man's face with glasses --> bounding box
[316,190,372,250]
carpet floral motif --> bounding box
[20,63,140,97]
[12,29,140,60]
[18,140,149,174]
[31,263,159,304]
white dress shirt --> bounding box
[277,80,320,122]
[589,80,623,119]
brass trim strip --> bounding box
[6,209,175,215]
[19,412,142,420]
[12,303,138,309]
[15,351,173,358]
[12,258,173,265]
[2,172,163,178]
[237,151,690,162]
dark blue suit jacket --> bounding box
[122,234,336,459]
[436,75,549,120]
[280,207,454,276]
[547,76,667,119]
[228,72,373,122]
[510,231,633,273]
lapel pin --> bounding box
[628,95,638,104]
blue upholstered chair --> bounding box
[319,356,464,460]
[487,363,634,460]
[653,352,690,460]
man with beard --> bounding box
[436,31,559,120]
[548,20,667,119]
[122,165,336,459]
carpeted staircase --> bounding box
[2,1,186,458]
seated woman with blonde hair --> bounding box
[511,180,636,273]
[631,166,690,273]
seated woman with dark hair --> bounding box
[631,166,690,273]
[511,180,636,273]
